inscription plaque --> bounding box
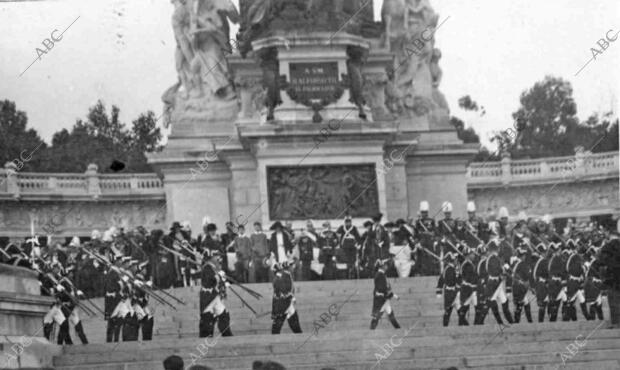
[267,164,380,220]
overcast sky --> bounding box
[0,0,618,149]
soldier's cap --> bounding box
[363,220,373,228]
[270,221,284,230]
[170,221,182,232]
[344,215,352,221]
[395,218,406,225]
[372,213,383,222]
[206,223,217,232]
[384,221,396,228]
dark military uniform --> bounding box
[512,256,534,323]
[414,216,438,276]
[485,251,513,325]
[565,251,590,321]
[532,253,550,322]
[271,267,302,334]
[547,251,567,322]
[199,262,232,338]
[319,230,339,280]
[474,255,488,325]
[457,258,477,325]
[297,233,316,281]
[436,258,458,326]
[584,257,604,320]
[370,265,400,330]
[104,267,123,342]
[336,224,361,279]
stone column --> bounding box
[5,161,20,200]
[501,151,512,185]
[223,151,261,229]
[85,163,101,199]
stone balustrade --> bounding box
[467,150,619,187]
[0,163,164,200]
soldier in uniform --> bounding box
[201,223,223,259]
[532,243,550,322]
[437,201,458,265]
[372,213,391,261]
[465,201,487,244]
[565,240,591,320]
[104,256,123,342]
[199,255,232,338]
[457,246,477,326]
[436,252,459,326]
[511,244,535,323]
[297,228,317,281]
[414,201,438,276]
[133,261,154,340]
[473,244,489,325]
[391,218,415,278]
[370,259,401,330]
[336,216,361,279]
[485,240,514,325]
[584,246,605,320]
[271,262,302,334]
[319,221,339,280]
[546,242,567,322]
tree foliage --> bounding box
[1,100,162,173]
[494,76,618,159]
[0,100,47,172]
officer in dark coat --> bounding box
[485,240,514,325]
[319,221,339,280]
[532,243,550,322]
[133,261,154,340]
[199,255,232,338]
[271,262,302,334]
[437,252,459,326]
[297,230,316,281]
[370,259,400,330]
[473,244,489,325]
[565,240,590,321]
[547,242,567,322]
[336,216,361,279]
[511,245,534,323]
[584,248,605,320]
[414,201,438,276]
[104,256,123,342]
[457,247,477,326]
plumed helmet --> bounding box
[419,201,429,212]
[498,207,509,219]
[442,201,453,213]
[467,201,476,213]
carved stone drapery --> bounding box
[266,164,380,220]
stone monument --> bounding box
[148,0,477,230]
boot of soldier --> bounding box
[595,303,604,320]
[199,313,215,338]
[217,311,233,337]
[122,314,132,341]
[458,306,469,326]
[287,312,303,333]
[501,301,514,324]
[58,320,73,345]
[443,306,453,327]
[474,304,487,325]
[142,317,154,340]
[370,318,379,330]
[514,303,523,324]
[388,312,401,329]
[561,302,570,322]
[272,317,285,334]
[43,323,53,341]
[538,306,546,322]
[75,321,88,344]
[580,303,592,321]
[524,304,533,323]
[113,318,123,342]
[489,301,503,325]
[549,303,559,322]
[106,319,114,342]
[588,304,596,320]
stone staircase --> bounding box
[50,277,619,370]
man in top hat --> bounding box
[271,261,302,334]
[199,255,233,338]
[250,222,270,283]
[269,221,293,266]
[436,251,459,326]
[485,240,514,325]
[370,259,401,330]
[336,215,361,279]
[415,201,438,276]
[457,246,477,326]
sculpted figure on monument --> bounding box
[164,0,240,124]
[382,0,447,120]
